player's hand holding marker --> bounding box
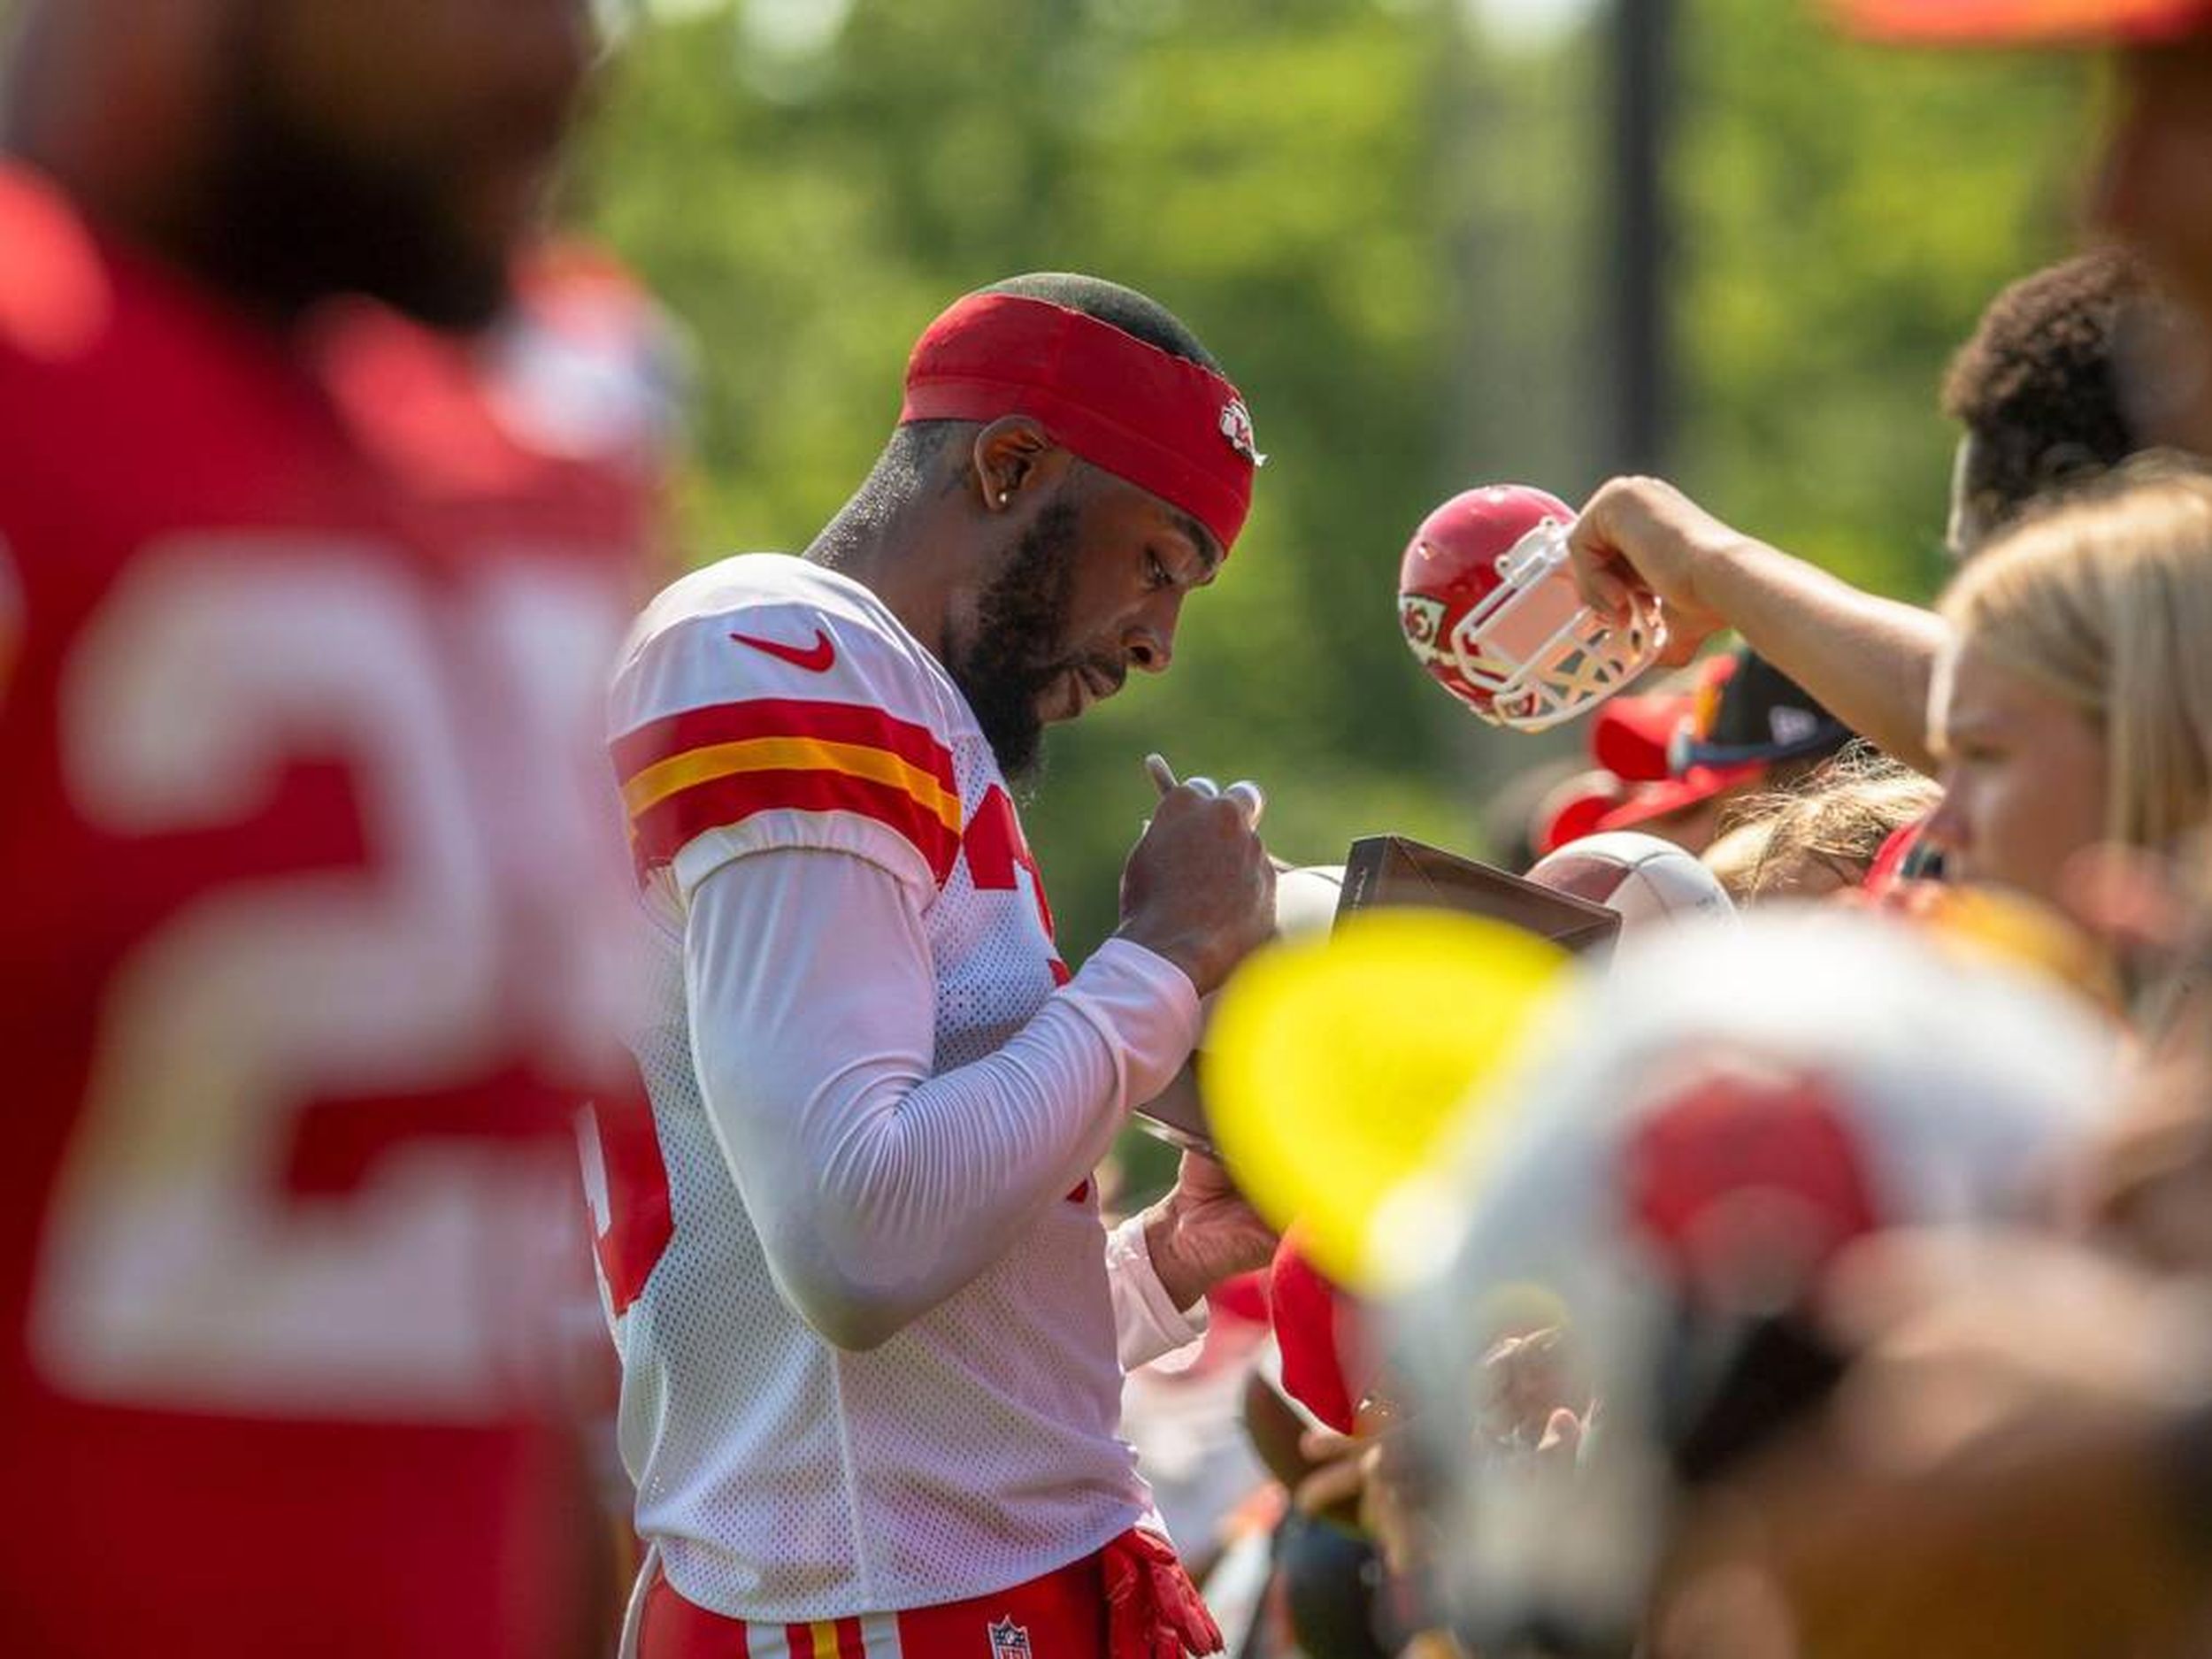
[1118,752,1274,997]
[1142,751,1266,828]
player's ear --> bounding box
[972,416,1074,513]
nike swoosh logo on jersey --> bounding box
[730,626,836,672]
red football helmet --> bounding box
[1397,485,1664,732]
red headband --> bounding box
[899,291,1261,553]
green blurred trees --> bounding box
[574,0,2089,961]
[1671,4,2090,595]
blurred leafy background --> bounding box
[573,0,2088,1058]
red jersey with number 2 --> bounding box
[0,165,657,1658]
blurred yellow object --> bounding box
[1911,883,2125,1019]
[1204,910,1569,1290]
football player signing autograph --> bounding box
[591,275,1279,1658]
[0,3,657,1657]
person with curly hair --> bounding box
[1941,248,2178,558]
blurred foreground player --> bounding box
[591,274,1278,1657]
[1384,910,2120,1657]
[0,3,655,1655]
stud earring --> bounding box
[996,490,1010,506]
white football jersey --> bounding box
[589,555,1157,1621]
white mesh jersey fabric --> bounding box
[603,555,1150,1620]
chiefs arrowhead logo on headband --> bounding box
[1220,398,1266,467]
[900,292,1260,553]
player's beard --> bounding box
[180,8,518,330]
[945,496,1088,787]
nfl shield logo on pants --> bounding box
[987,1616,1033,1658]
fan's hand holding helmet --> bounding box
[1399,485,1665,732]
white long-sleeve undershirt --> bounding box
[685,846,1207,1360]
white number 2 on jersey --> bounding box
[35,537,631,1422]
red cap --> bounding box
[1533,772,1631,858]
[1590,691,1691,783]
[1594,761,1765,834]
[1836,0,2212,42]
[1268,1233,1367,1436]
[902,291,1260,553]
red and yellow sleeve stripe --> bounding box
[614,698,962,887]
